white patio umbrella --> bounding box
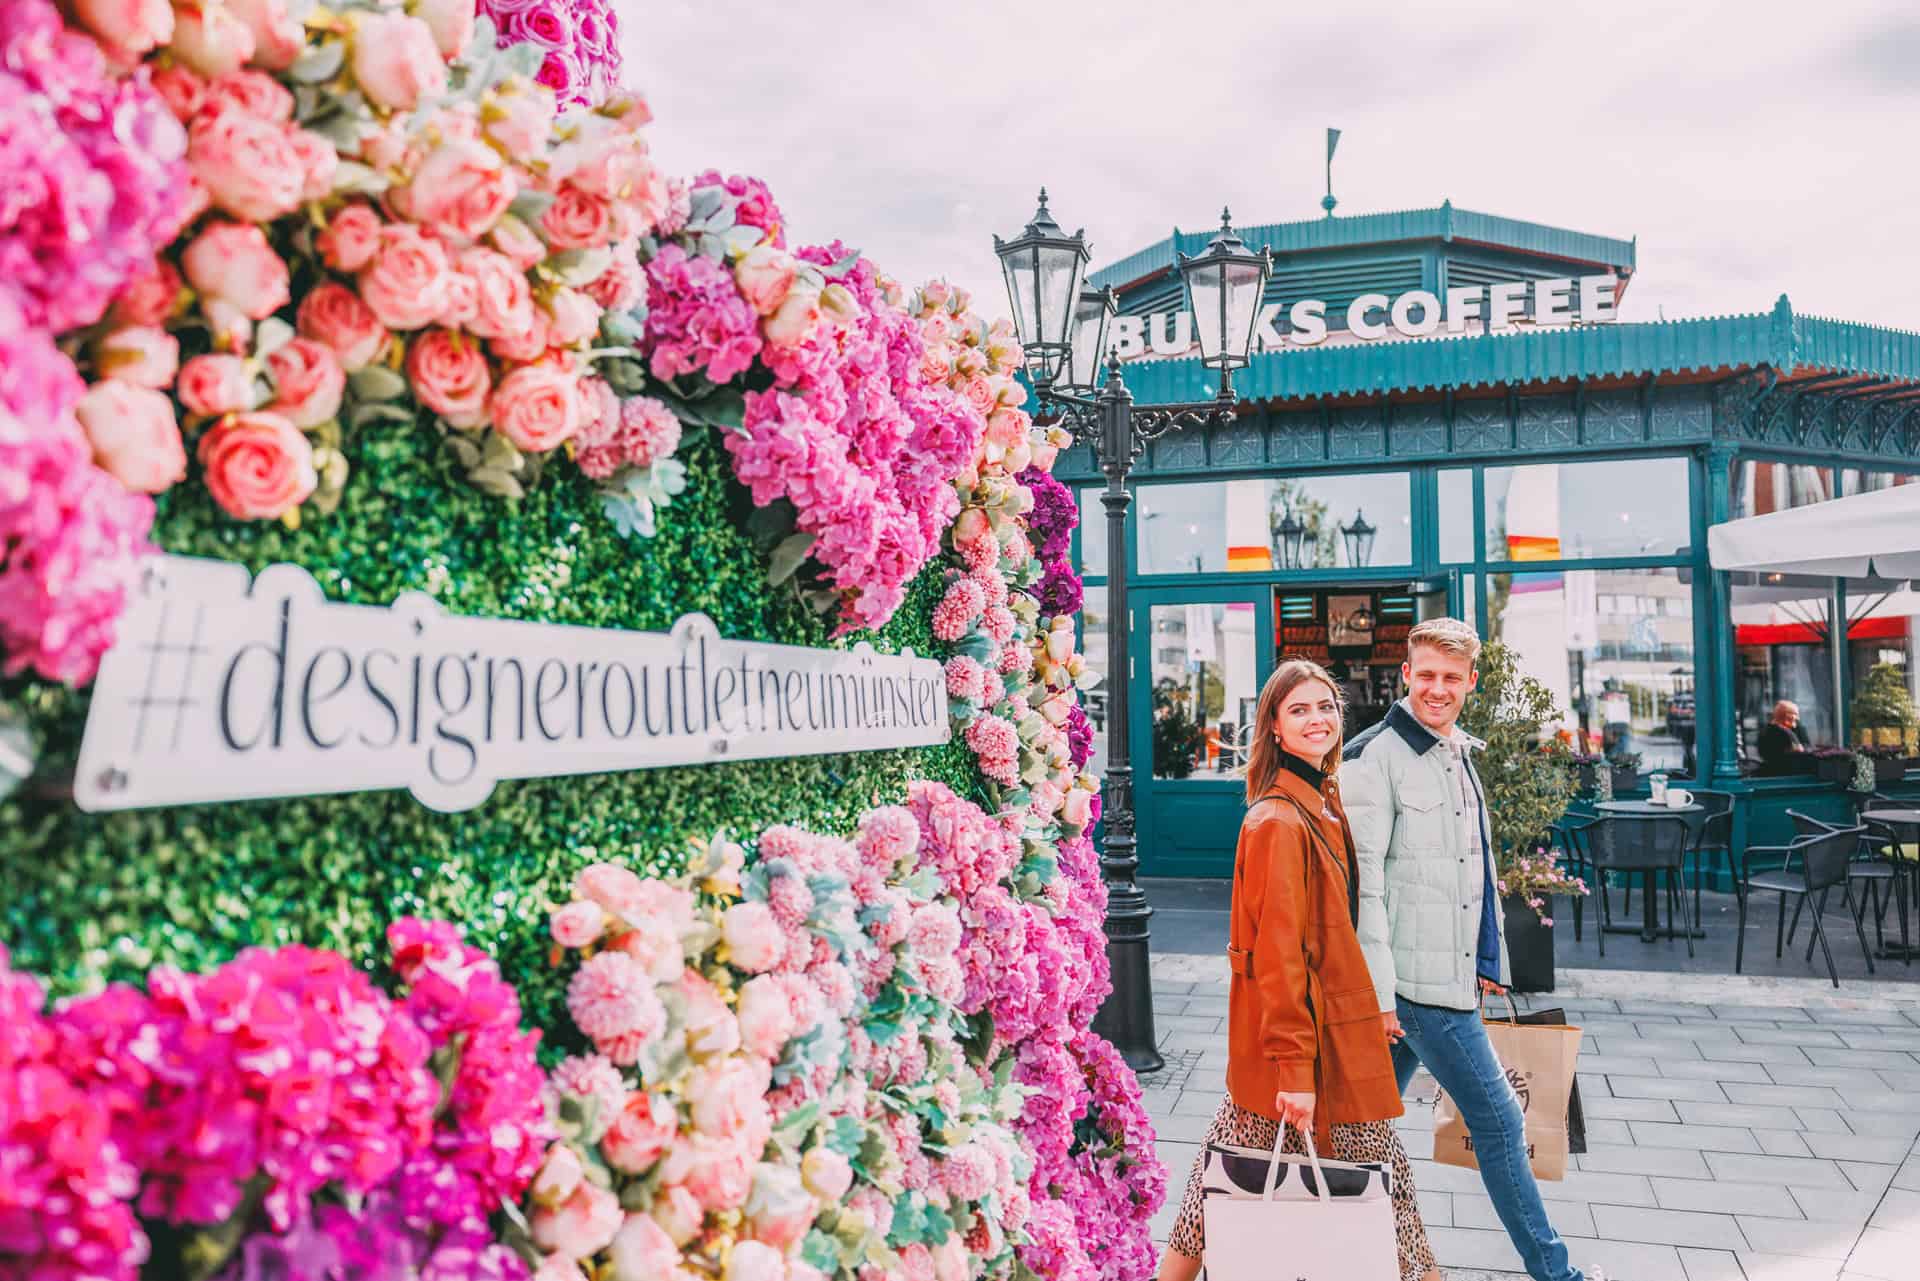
[1708,483,1920,578]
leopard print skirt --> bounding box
[1166,1098,1435,1281]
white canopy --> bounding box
[1708,483,1920,578]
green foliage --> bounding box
[1458,640,1576,866]
[1150,678,1205,780]
[1851,662,1916,730]
[0,419,977,1037]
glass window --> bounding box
[1076,487,1108,579]
[1148,599,1260,779]
[1732,574,1838,770]
[1438,468,1474,563]
[1483,458,1691,561]
[1136,472,1414,574]
[1080,585,1108,778]
[1844,581,1920,751]
[1487,567,1697,776]
[1733,460,1835,519]
[1841,468,1920,497]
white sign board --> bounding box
[1111,274,1620,361]
[75,556,950,813]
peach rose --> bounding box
[405,328,492,429]
[531,1143,585,1206]
[488,215,547,272]
[459,248,535,340]
[1061,786,1093,831]
[490,362,582,453]
[720,901,781,973]
[201,70,292,123]
[182,221,289,321]
[197,411,317,521]
[202,299,252,353]
[483,82,554,164]
[762,284,822,350]
[733,975,795,1061]
[176,354,257,417]
[111,261,184,328]
[94,327,179,390]
[489,311,550,364]
[544,288,602,347]
[531,1181,622,1261]
[651,1184,704,1246]
[74,380,186,494]
[800,1147,852,1202]
[744,1164,814,1251]
[688,1056,772,1141]
[609,1213,679,1281]
[287,129,339,202]
[397,139,516,244]
[317,204,383,274]
[265,338,345,429]
[678,972,740,1058]
[296,282,388,371]
[226,0,305,70]
[541,187,614,252]
[150,64,207,121]
[735,246,798,318]
[549,900,603,949]
[684,1136,755,1213]
[574,863,645,916]
[410,0,475,59]
[74,0,173,63]
[351,11,447,111]
[602,1091,678,1174]
[585,250,644,312]
[358,225,452,332]
[170,2,256,78]
[437,269,479,331]
[725,1241,785,1281]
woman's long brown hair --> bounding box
[1242,658,1347,805]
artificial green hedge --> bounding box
[0,420,975,1035]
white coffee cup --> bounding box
[1665,788,1693,807]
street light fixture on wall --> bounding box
[1275,508,1307,569]
[1341,509,1378,568]
[995,192,1272,1075]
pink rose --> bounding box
[491,362,582,453]
[531,1143,585,1205]
[177,354,257,417]
[678,971,741,1058]
[359,119,412,171]
[351,11,447,111]
[762,284,822,350]
[688,1056,772,1142]
[287,129,339,201]
[609,1213,679,1281]
[745,1164,814,1251]
[684,1136,755,1213]
[94,327,179,390]
[397,140,516,244]
[489,312,551,363]
[611,925,685,987]
[585,251,644,312]
[459,248,536,340]
[725,1241,786,1281]
[202,70,293,123]
[170,1,256,77]
[652,1184,704,1246]
[112,261,184,329]
[531,1181,623,1260]
[800,1147,852,1202]
[931,1237,966,1281]
[734,975,796,1061]
[74,0,173,62]
[720,901,781,973]
[1061,786,1093,831]
[75,381,186,494]
[489,215,547,272]
[549,900,604,950]
[183,221,290,320]
[411,0,475,59]
[541,187,614,251]
[203,300,253,353]
[266,339,346,429]
[483,83,554,163]
[318,204,384,273]
[227,0,305,70]
[197,412,316,521]
[359,226,453,332]
[150,64,206,121]
[735,246,798,317]
[602,1091,678,1174]
[953,506,990,546]
[574,863,645,916]
[296,283,388,371]
[532,1257,588,1281]
[404,328,491,428]
[545,288,602,347]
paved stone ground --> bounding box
[1142,957,1920,1281]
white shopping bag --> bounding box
[1201,1124,1398,1281]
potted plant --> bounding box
[1861,744,1911,786]
[1851,662,1918,755]
[1810,746,1856,784]
[1568,752,1605,796]
[1607,750,1642,797]
[1498,845,1591,993]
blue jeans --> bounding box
[1392,997,1583,1281]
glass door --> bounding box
[1130,585,1272,878]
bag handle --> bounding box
[1480,987,1522,1026]
[1260,1121,1331,1205]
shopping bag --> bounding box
[1511,1005,1587,1154]
[1202,1123,1398,1281]
[1432,993,1584,1181]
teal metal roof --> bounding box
[1114,296,1920,405]
[1090,201,1637,291]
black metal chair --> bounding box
[1550,809,1600,941]
[1688,790,1734,931]
[1786,809,1909,962]
[1735,823,1875,987]
[1585,815,1695,958]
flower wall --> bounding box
[0,2,1163,1279]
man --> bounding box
[1757,699,1810,774]
[1342,617,1587,1281]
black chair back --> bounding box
[1787,810,1839,840]
[1589,815,1692,871]
[1800,826,1866,893]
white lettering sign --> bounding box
[75,556,950,814]
[1108,273,1619,360]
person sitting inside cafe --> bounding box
[1756,699,1811,774]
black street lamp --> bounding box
[996,195,1272,1074]
[1341,509,1378,568]
[1274,507,1306,569]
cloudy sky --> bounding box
[622,0,1916,331]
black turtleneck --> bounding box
[1280,751,1327,792]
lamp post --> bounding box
[1275,507,1307,569]
[995,194,1272,1074]
[1341,509,1377,569]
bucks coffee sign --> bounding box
[75,556,950,813]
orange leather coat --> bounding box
[1226,756,1404,1142]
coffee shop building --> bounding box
[1056,203,1920,876]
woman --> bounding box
[1160,659,1439,1281]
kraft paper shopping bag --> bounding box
[1432,993,1584,1181]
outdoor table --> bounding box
[1862,808,1920,961]
[1595,799,1706,942]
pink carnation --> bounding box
[566,951,667,1046]
[574,394,682,479]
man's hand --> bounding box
[1381,1010,1405,1041]
[1274,1090,1315,1130]
[1479,977,1507,997]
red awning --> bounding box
[1735,616,1909,647]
